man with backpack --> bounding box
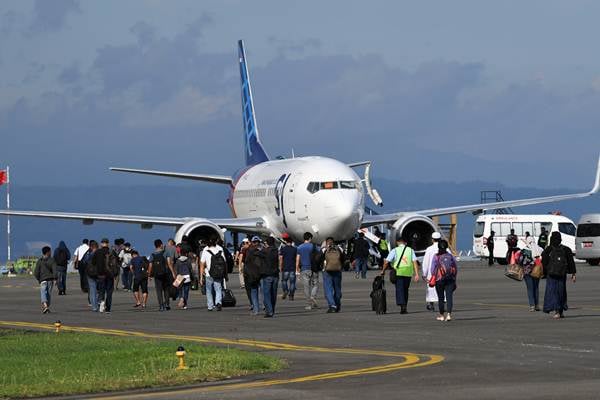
[261,237,280,318]
[95,238,115,313]
[73,239,89,296]
[34,246,57,314]
[322,237,344,313]
[200,236,228,311]
[243,237,264,315]
[149,239,172,312]
[542,231,576,319]
[506,229,519,264]
[53,241,70,295]
[296,232,321,310]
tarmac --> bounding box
[1,260,600,400]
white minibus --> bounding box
[575,214,600,265]
[473,214,576,264]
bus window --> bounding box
[576,223,600,237]
[558,222,576,236]
[474,222,485,238]
[534,222,552,236]
[512,223,524,236]
[522,222,533,235]
[491,222,511,237]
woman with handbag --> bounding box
[523,238,543,312]
[429,240,457,322]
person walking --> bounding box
[352,232,370,279]
[149,239,172,312]
[243,237,264,315]
[34,246,57,314]
[175,249,193,310]
[377,232,390,269]
[296,232,321,310]
[94,238,113,314]
[322,237,344,313]
[73,239,90,296]
[119,242,133,291]
[200,236,227,312]
[506,229,519,264]
[537,226,549,250]
[431,240,458,321]
[486,231,495,266]
[164,238,178,283]
[237,238,250,289]
[422,232,441,311]
[542,231,576,319]
[381,236,420,314]
[279,235,297,300]
[261,237,280,318]
[53,241,70,295]
[84,241,99,311]
[130,250,149,309]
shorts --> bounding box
[133,278,148,293]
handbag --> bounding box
[172,274,184,288]
[505,263,524,281]
[389,245,408,284]
[530,258,543,279]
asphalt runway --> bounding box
[1,260,599,400]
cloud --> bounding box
[28,0,81,34]
[267,36,322,58]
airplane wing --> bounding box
[0,210,266,233]
[110,167,233,185]
[362,156,600,227]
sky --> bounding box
[1,0,600,190]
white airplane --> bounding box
[2,40,600,253]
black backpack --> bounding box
[310,244,323,273]
[54,248,68,266]
[207,250,227,280]
[244,249,263,286]
[546,246,568,278]
[151,253,168,278]
[84,250,98,278]
[106,249,120,278]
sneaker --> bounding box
[355,273,359,279]
[335,305,341,313]
[282,292,287,300]
[327,307,336,313]
[42,306,49,314]
[183,306,187,310]
[304,305,312,311]
[553,313,561,319]
[165,305,171,311]
[141,304,146,309]
[310,298,319,308]
[436,315,445,321]
[207,308,214,312]
[529,306,535,312]
[445,313,452,321]
[289,294,294,301]
[535,306,540,312]
[216,304,222,311]
[99,301,106,313]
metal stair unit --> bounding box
[480,190,514,214]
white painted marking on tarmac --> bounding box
[521,343,594,353]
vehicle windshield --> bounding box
[474,222,485,238]
[558,222,576,236]
[307,180,359,194]
[576,223,600,237]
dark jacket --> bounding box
[260,246,279,278]
[353,237,370,259]
[53,241,71,271]
[34,256,56,283]
[541,244,576,278]
[244,246,264,286]
[92,247,110,277]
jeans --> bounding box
[262,275,278,316]
[323,270,342,310]
[355,257,368,278]
[435,280,456,314]
[301,269,319,305]
[121,268,132,290]
[178,282,191,306]
[281,271,296,296]
[155,277,171,308]
[87,276,99,311]
[394,276,412,306]
[249,284,260,313]
[205,276,223,310]
[97,276,114,312]
[40,280,54,306]
[524,274,540,307]
[56,269,67,293]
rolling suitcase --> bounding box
[370,275,387,314]
[222,280,237,308]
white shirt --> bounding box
[422,243,438,278]
[200,245,225,277]
[119,249,132,268]
[73,243,89,262]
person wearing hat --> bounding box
[243,236,265,315]
[381,235,420,314]
[236,238,251,290]
[421,232,442,311]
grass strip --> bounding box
[0,329,283,398]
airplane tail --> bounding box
[239,40,269,166]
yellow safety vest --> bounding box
[379,239,389,252]
[393,245,414,277]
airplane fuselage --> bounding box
[229,156,364,243]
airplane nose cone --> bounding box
[321,191,362,240]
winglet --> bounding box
[591,155,600,194]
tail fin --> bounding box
[239,40,269,166]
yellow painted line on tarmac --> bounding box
[0,320,443,398]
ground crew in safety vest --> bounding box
[381,236,420,314]
[377,232,389,269]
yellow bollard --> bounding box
[54,320,62,333]
[176,346,188,370]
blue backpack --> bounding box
[434,253,457,282]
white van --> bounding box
[575,214,600,265]
[473,214,576,264]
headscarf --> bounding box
[550,231,562,247]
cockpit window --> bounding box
[320,181,339,190]
[307,180,359,194]
[307,182,319,194]
[340,181,357,189]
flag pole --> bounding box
[6,166,10,263]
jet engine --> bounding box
[389,214,440,255]
[174,219,224,252]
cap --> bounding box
[251,236,261,242]
[101,238,109,244]
[242,238,250,243]
[281,232,290,239]
[431,232,442,240]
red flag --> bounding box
[0,170,6,186]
